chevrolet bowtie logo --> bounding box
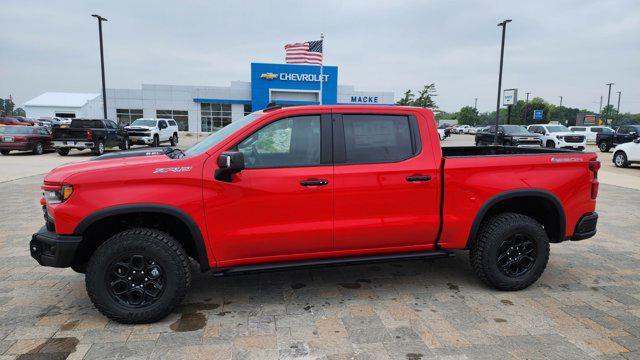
[260,72,278,80]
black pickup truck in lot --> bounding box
[52,119,129,156]
[597,125,640,152]
[475,125,542,147]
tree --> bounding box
[413,83,438,109]
[457,106,479,125]
[13,107,25,116]
[2,98,15,116]
[396,90,415,106]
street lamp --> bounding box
[474,98,478,110]
[92,14,108,119]
[616,91,621,118]
[494,19,512,144]
[523,92,530,123]
[604,83,614,126]
[559,96,563,107]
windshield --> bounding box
[0,126,33,134]
[546,125,569,133]
[131,119,157,127]
[502,125,529,134]
[183,113,262,157]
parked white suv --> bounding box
[527,124,586,150]
[125,118,179,147]
[612,137,640,168]
[569,126,614,144]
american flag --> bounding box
[284,40,323,65]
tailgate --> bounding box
[53,128,90,140]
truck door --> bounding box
[202,113,334,265]
[158,120,169,141]
[332,113,440,251]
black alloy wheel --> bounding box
[496,233,537,277]
[106,254,165,308]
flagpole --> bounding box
[319,33,324,105]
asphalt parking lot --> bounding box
[0,134,639,359]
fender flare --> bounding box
[465,189,566,249]
[74,204,211,271]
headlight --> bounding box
[43,185,74,204]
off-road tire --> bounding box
[614,151,628,168]
[85,228,191,324]
[56,148,70,156]
[470,213,550,291]
[599,141,610,152]
[170,134,178,146]
[546,140,555,148]
[152,135,160,147]
[92,140,105,155]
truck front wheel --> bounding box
[85,228,192,324]
[470,213,549,291]
[598,141,610,152]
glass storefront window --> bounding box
[201,103,232,132]
[244,104,252,116]
[116,109,143,125]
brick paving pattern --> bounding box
[1,175,639,359]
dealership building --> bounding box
[24,62,394,132]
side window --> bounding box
[158,120,168,129]
[591,128,602,133]
[342,115,414,164]
[168,120,177,127]
[573,127,585,132]
[618,126,629,134]
[107,121,118,129]
[39,128,50,135]
[237,115,320,168]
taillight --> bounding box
[13,136,27,141]
[589,159,600,199]
[86,130,92,140]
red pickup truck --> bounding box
[31,105,599,323]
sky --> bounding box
[1,0,639,113]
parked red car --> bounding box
[0,117,33,126]
[0,126,53,155]
[31,105,599,323]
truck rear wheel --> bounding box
[85,228,192,324]
[470,213,549,291]
[92,140,105,155]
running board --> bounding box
[213,250,454,276]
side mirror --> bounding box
[633,138,640,144]
[630,131,637,136]
[215,151,245,182]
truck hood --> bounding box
[44,148,171,184]
[125,126,154,131]
[550,132,579,137]
[508,132,540,138]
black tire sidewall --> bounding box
[484,221,548,287]
[33,142,43,155]
[57,148,69,156]
[86,230,189,323]
[599,142,609,152]
[93,141,105,155]
[153,136,159,147]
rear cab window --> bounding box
[334,114,421,164]
[168,120,177,127]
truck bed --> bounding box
[442,145,581,157]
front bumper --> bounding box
[129,136,154,145]
[570,212,598,241]
[557,139,586,150]
[30,226,82,268]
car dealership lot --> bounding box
[0,134,639,359]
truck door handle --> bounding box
[300,179,329,186]
[406,175,431,182]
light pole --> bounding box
[494,19,512,145]
[616,91,621,119]
[523,92,530,123]
[92,14,108,119]
[559,96,563,107]
[474,98,478,110]
[604,83,614,126]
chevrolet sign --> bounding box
[260,72,278,80]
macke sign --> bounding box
[503,88,518,106]
[350,96,379,103]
